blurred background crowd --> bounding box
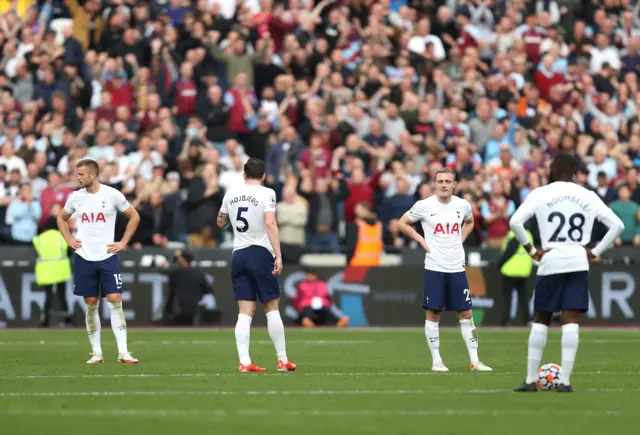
[1,0,640,256]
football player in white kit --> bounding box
[57,159,141,364]
[216,158,296,373]
[510,153,624,392]
[398,168,492,372]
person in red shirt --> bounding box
[535,54,568,101]
[517,13,547,64]
[170,61,199,127]
[455,8,480,55]
[299,134,332,181]
[38,171,76,229]
[105,72,133,109]
[343,159,383,224]
[292,269,349,328]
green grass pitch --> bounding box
[0,327,639,434]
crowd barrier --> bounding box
[0,246,638,326]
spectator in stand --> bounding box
[0,140,28,177]
[276,181,308,259]
[298,173,348,253]
[481,180,515,249]
[6,183,41,244]
[0,0,637,255]
[611,184,640,247]
[183,163,223,247]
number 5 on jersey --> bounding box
[236,207,249,233]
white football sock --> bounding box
[424,320,442,365]
[266,310,288,363]
[235,313,252,366]
[85,302,102,355]
[559,323,579,386]
[526,323,549,384]
[459,318,479,364]
[107,302,128,355]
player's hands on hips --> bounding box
[107,241,127,253]
[68,238,82,250]
[531,249,550,261]
[419,238,430,253]
[585,247,599,262]
[273,256,283,276]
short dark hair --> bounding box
[244,158,265,180]
[76,158,100,176]
[180,249,194,264]
[550,152,579,182]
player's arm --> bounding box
[590,195,625,259]
[265,210,283,275]
[461,215,474,243]
[398,207,429,252]
[461,200,474,243]
[57,208,82,250]
[217,192,229,229]
[216,210,229,229]
[109,205,140,253]
[264,190,283,276]
[508,194,539,257]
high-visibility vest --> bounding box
[33,230,72,286]
[350,220,383,266]
[500,230,533,278]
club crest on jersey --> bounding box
[434,222,460,234]
[81,212,106,223]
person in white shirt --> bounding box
[510,153,624,392]
[407,18,446,62]
[219,154,246,192]
[58,159,141,365]
[589,33,621,73]
[0,142,28,179]
[217,158,296,373]
[398,167,492,373]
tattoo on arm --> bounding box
[217,211,229,229]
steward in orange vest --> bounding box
[346,202,383,266]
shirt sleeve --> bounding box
[591,192,625,257]
[219,191,229,214]
[509,191,538,246]
[63,193,76,215]
[406,201,425,223]
[463,200,473,221]
[264,189,276,213]
[114,190,130,212]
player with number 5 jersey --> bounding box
[398,167,492,373]
[217,158,296,373]
[57,159,141,365]
[510,153,624,393]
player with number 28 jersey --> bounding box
[510,153,624,393]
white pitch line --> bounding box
[2,371,640,380]
[0,340,373,346]
[0,408,623,417]
[1,388,639,398]
[0,338,638,346]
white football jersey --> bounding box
[407,195,473,273]
[63,184,130,262]
[509,182,624,275]
[220,184,276,256]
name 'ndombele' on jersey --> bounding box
[546,195,590,211]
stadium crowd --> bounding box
[1,0,640,253]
